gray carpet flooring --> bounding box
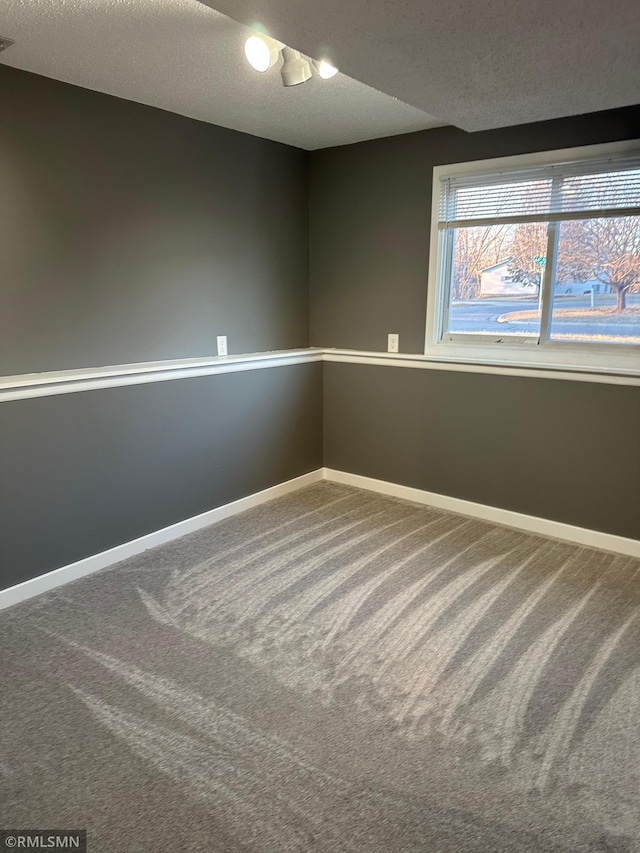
[2,482,640,851]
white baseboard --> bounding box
[323,468,640,559]
[3,464,637,612]
[0,469,324,611]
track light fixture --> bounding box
[280,47,312,87]
[243,34,338,87]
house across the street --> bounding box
[479,259,610,296]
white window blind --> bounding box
[439,156,640,227]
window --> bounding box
[426,141,640,374]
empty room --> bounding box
[1,0,639,849]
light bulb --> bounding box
[244,35,279,72]
[316,59,338,79]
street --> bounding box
[449,294,640,342]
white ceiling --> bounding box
[206,0,640,132]
[0,0,444,150]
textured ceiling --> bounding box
[0,0,444,150]
[205,0,640,132]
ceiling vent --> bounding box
[0,37,15,52]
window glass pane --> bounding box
[447,223,543,337]
[549,216,640,345]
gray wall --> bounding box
[0,66,319,591]
[1,364,323,588]
[310,105,640,352]
[0,65,309,376]
[311,107,640,540]
[324,363,640,540]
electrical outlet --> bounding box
[216,335,228,357]
[387,333,399,353]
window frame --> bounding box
[425,140,640,376]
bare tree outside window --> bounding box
[577,216,640,312]
[508,222,547,292]
[451,225,510,299]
